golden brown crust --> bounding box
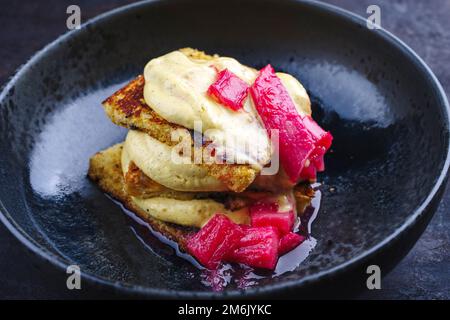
[101,48,258,192]
[124,161,169,197]
[102,75,180,146]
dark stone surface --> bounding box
[0,0,448,299]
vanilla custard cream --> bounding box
[122,130,227,192]
[122,131,249,227]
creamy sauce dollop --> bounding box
[131,196,250,228]
[143,50,311,168]
[122,130,226,192]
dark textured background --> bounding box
[0,0,448,299]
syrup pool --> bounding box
[113,185,321,291]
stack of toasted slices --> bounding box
[88,48,314,250]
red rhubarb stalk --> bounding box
[279,232,306,255]
[207,68,249,111]
[250,64,332,182]
[186,214,243,269]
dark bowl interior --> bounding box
[0,0,448,298]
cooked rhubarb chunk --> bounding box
[279,232,306,255]
[186,214,243,269]
[250,65,316,182]
[249,200,279,215]
[310,148,326,172]
[207,68,249,111]
[250,211,295,236]
[302,115,333,151]
[227,226,279,270]
[299,161,317,181]
[302,115,333,175]
[249,197,295,235]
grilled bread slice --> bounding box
[88,144,314,250]
[101,49,258,193]
[88,143,191,249]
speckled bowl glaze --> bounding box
[0,0,448,298]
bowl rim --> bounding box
[0,0,449,299]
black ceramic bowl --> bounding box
[0,0,448,299]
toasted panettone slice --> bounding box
[88,143,191,249]
[101,49,258,193]
[87,144,314,250]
